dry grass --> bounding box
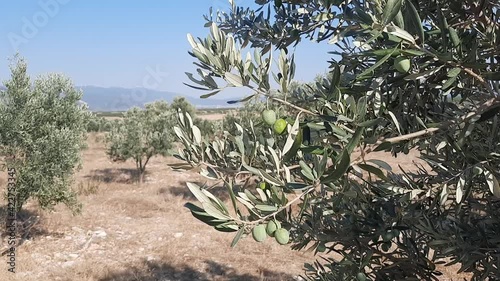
[0,133,470,280]
[197,113,227,121]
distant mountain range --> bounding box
[78,86,233,111]
[0,85,235,111]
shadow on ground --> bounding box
[0,207,53,254]
[85,168,148,184]
[99,259,296,281]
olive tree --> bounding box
[106,101,174,185]
[173,0,500,280]
[171,96,197,117]
[0,56,90,214]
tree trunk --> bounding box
[138,156,151,187]
[139,170,145,186]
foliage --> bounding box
[222,99,284,136]
[76,180,100,196]
[170,96,216,136]
[106,101,174,184]
[171,96,197,117]
[0,56,90,213]
[86,114,114,132]
[195,117,216,137]
[173,0,500,280]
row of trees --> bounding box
[174,0,500,280]
[86,115,115,132]
[0,56,218,213]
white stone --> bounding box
[61,261,75,268]
[93,230,107,238]
[174,232,183,238]
[72,226,83,232]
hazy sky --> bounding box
[0,0,333,98]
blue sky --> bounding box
[0,0,333,99]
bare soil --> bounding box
[197,113,227,121]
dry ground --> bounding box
[197,113,227,121]
[0,133,469,281]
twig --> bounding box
[232,185,316,225]
[383,128,440,145]
[19,216,40,242]
[411,44,497,98]
[246,85,318,116]
[229,83,356,134]
[351,96,500,165]
[78,234,94,253]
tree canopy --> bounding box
[0,56,89,213]
[174,0,500,280]
[106,100,174,184]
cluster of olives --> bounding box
[261,109,287,134]
[250,110,289,245]
[251,220,290,245]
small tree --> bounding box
[0,56,90,213]
[106,101,173,184]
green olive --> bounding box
[261,110,277,126]
[273,119,287,134]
